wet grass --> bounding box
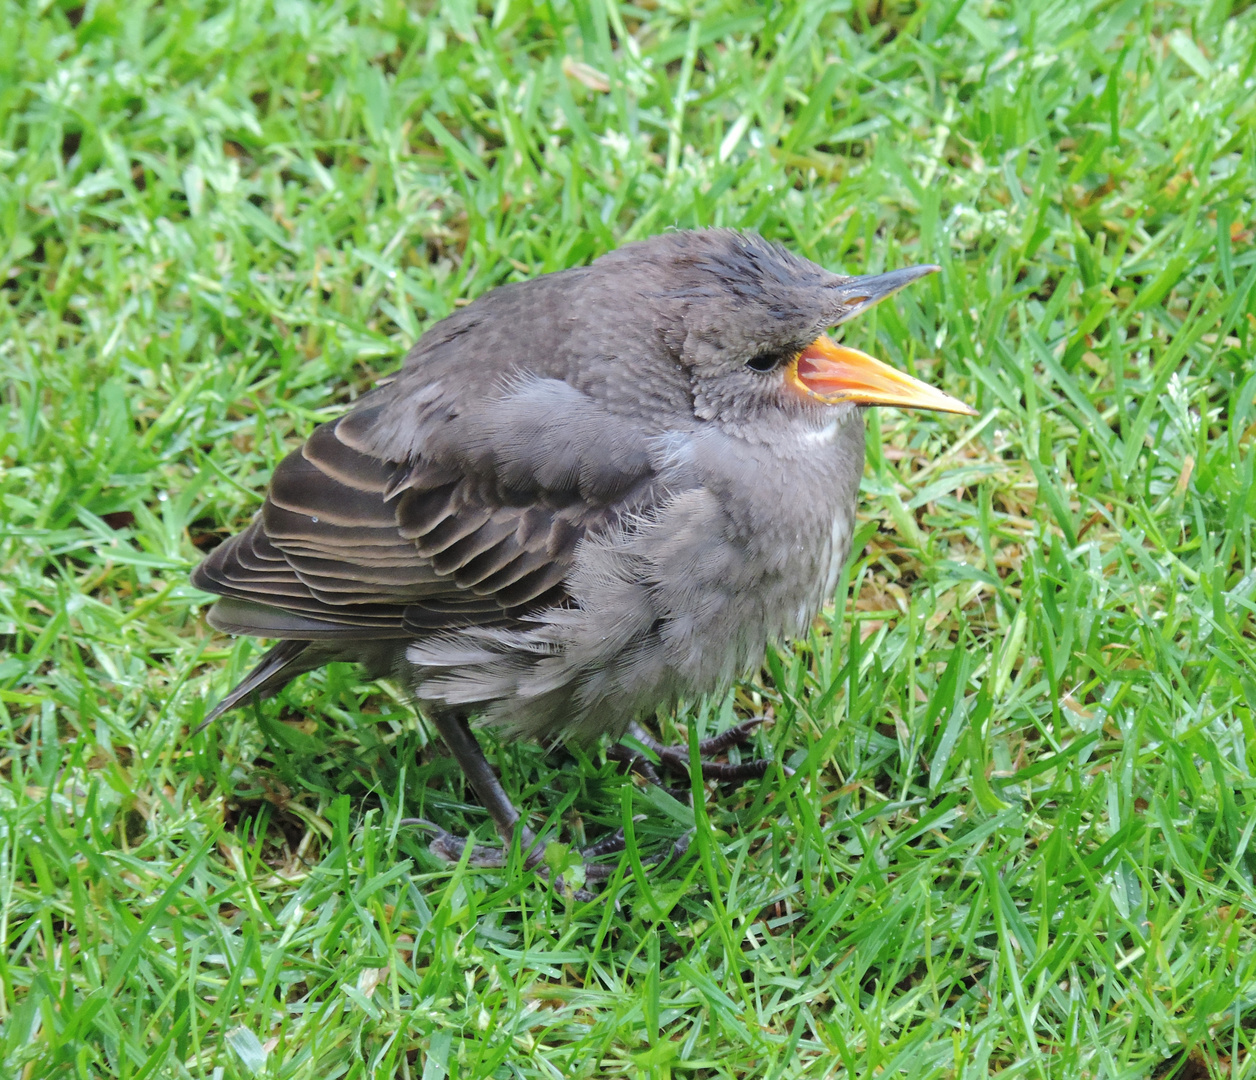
[2,0,1256,1077]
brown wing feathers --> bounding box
[192,410,592,640]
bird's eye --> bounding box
[745,348,792,373]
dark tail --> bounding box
[193,639,315,734]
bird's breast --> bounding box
[644,416,865,674]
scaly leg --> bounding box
[415,713,624,889]
[421,710,542,867]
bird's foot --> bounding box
[405,820,622,899]
[398,713,767,896]
[608,718,788,798]
[417,822,546,870]
[405,819,691,898]
[578,821,693,871]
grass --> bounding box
[2,0,1256,1076]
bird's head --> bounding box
[607,230,975,431]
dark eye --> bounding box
[745,348,792,373]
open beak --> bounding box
[787,336,977,415]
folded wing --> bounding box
[192,382,657,642]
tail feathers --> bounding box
[195,639,315,733]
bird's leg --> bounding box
[615,718,777,787]
[418,712,752,889]
[419,714,626,890]
[424,712,543,868]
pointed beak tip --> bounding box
[894,385,979,417]
[898,264,941,287]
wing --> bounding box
[192,379,659,642]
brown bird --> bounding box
[192,230,973,876]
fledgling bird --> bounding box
[192,229,973,874]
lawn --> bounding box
[3,0,1256,1076]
